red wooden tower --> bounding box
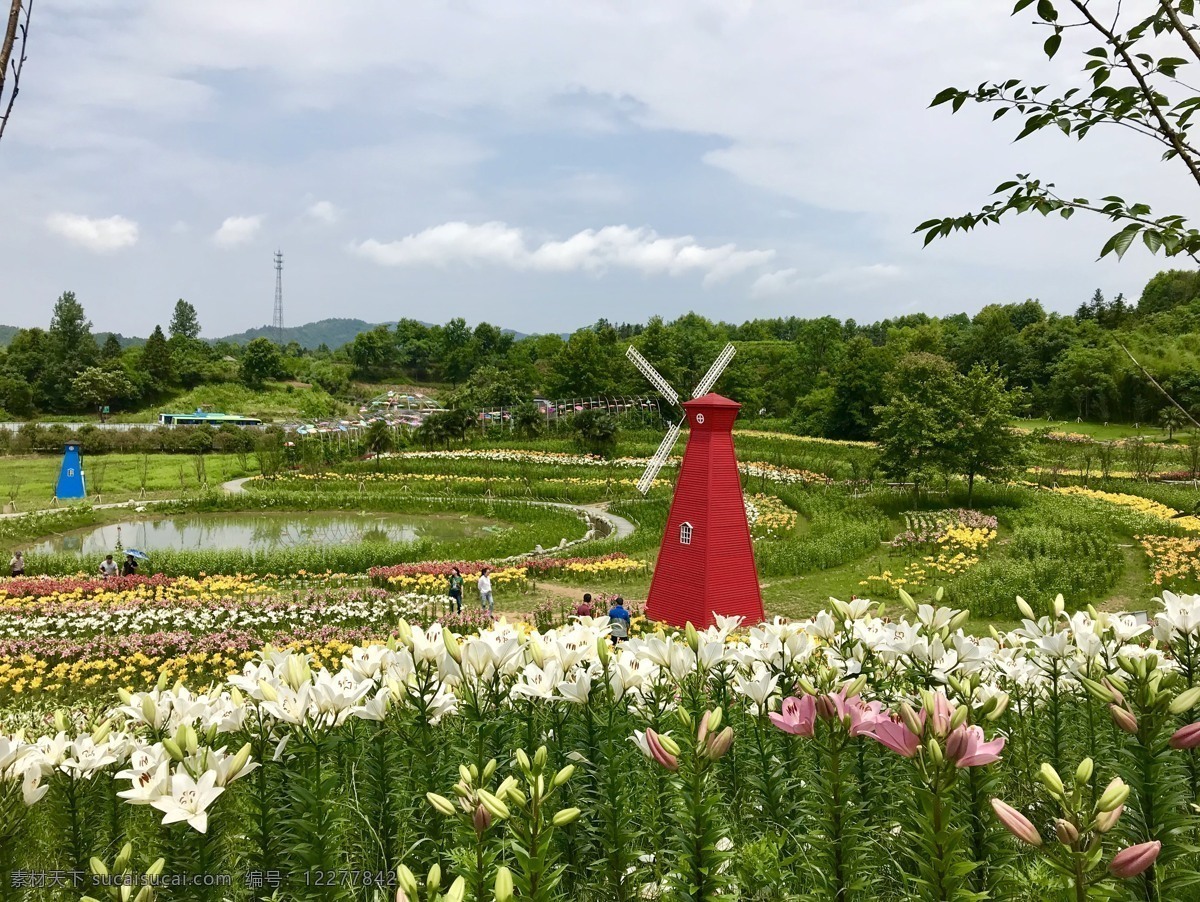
[644,394,764,628]
[625,343,764,629]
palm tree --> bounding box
[363,420,394,459]
[1160,407,1187,441]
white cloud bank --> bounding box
[212,215,263,247]
[752,263,905,297]
[45,213,139,253]
[354,222,774,283]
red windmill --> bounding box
[626,344,764,629]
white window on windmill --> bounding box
[679,522,693,545]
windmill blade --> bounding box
[692,343,737,399]
[637,419,682,494]
[627,346,680,406]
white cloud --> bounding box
[212,215,263,247]
[752,263,904,297]
[354,222,774,283]
[45,213,139,253]
[307,200,339,224]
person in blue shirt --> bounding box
[608,596,632,643]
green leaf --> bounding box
[1036,0,1057,21]
[1012,0,1036,11]
[1143,230,1163,253]
[930,87,959,107]
[1044,32,1062,59]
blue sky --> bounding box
[0,0,1181,336]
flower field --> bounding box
[0,589,1198,900]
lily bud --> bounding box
[950,704,970,731]
[697,710,712,746]
[140,695,159,726]
[257,679,278,702]
[1094,804,1123,833]
[515,749,531,772]
[991,798,1042,847]
[1052,594,1065,617]
[1079,677,1114,704]
[656,731,682,757]
[1095,777,1129,813]
[528,638,544,669]
[1169,686,1200,715]
[927,738,943,767]
[1054,819,1080,845]
[395,619,413,648]
[91,720,112,745]
[118,688,133,706]
[897,588,918,613]
[1075,758,1094,786]
[162,738,185,762]
[552,807,581,827]
[708,706,723,733]
[685,622,700,652]
[483,759,497,782]
[796,676,818,697]
[477,788,510,820]
[1116,655,1137,677]
[442,629,462,664]
[553,764,575,787]
[844,675,867,698]
[1110,705,1138,735]
[224,743,253,784]
[534,746,548,770]
[705,726,734,761]
[1109,841,1161,879]
[90,856,108,878]
[986,694,1010,721]
[949,609,971,632]
[596,636,610,667]
[445,876,465,902]
[472,803,491,835]
[1038,763,1065,799]
[1169,721,1200,750]
[459,764,473,786]
[494,867,514,902]
[114,843,132,874]
[426,863,441,893]
[1016,597,1036,621]
[396,865,418,899]
[426,792,457,817]
[900,702,923,737]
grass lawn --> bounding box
[1010,418,1179,442]
[0,452,258,505]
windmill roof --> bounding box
[683,393,741,409]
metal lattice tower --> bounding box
[272,251,284,343]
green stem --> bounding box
[828,729,847,902]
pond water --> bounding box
[29,511,504,556]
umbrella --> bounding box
[124,549,151,561]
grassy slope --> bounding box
[0,453,259,504]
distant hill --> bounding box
[0,318,538,351]
[211,318,385,349]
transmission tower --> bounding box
[272,250,284,344]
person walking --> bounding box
[477,567,494,616]
[122,553,139,577]
[447,566,464,614]
[99,554,118,578]
[608,596,632,644]
[9,551,24,577]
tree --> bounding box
[362,420,395,458]
[1138,270,1200,316]
[169,299,201,341]
[0,374,32,417]
[239,337,285,387]
[141,325,173,390]
[827,337,891,440]
[349,326,398,380]
[919,2,1200,265]
[949,365,1027,505]
[1161,406,1187,440]
[42,292,98,410]
[72,366,134,412]
[100,334,123,362]
[0,0,33,145]
[874,353,960,495]
[572,409,620,457]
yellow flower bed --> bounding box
[383,566,529,594]
[1052,486,1200,532]
[938,525,995,553]
[745,493,798,539]
[559,557,648,576]
[1138,534,1200,587]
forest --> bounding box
[1,268,1200,441]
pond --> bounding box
[28,511,505,557]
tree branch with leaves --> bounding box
[0,0,33,145]
[918,0,1200,263]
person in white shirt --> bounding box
[477,567,494,615]
[99,554,118,577]
[9,551,24,577]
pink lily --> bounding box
[770,695,817,737]
[946,725,1005,768]
[846,697,885,737]
[868,714,922,758]
[1169,721,1200,750]
[929,689,954,736]
[1109,840,1161,878]
[990,798,1042,847]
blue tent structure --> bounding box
[55,444,86,499]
